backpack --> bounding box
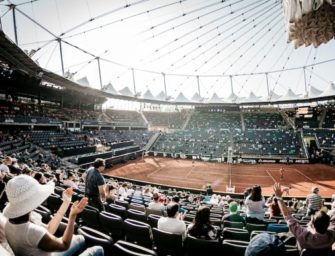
[245,233,286,256]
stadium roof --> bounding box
[0,0,334,105]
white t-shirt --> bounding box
[245,196,265,220]
[157,217,186,238]
[5,221,49,256]
[148,201,165,211]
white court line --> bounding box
[147,167,163,178]
[265,169,277,183]
[293,168,327,191]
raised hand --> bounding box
[62,187,73,204]
[273,183,283,198]
[69,197,88,217]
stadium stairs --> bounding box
[144,133,161,152]
[280,110,295,129]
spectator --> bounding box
[148,193,165,212]
[245,232,286,256]
[0,157,10,176]
[3,175,103,256]
[223,201,245,225]
[266,195,281,219]
[63,172,78,189]
[273,183,335,251]
[142,187,153,197]
[85,158,106,211]
[158,203,186,238]
[187,206,217,240]
[306,186,322,216]
[105,183,118,204]
[245,185,265,223]
[33,172,46,185]
[118,183,128,198]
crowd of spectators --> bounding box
[0,145,334,255]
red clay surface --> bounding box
[105,157,335,198]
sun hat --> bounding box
[3,175,54,219]
[245,233,286,256]
[229,201,238,214]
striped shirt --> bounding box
[306,193,322,211]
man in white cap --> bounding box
[306,186,322,216]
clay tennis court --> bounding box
[105,157,335,198]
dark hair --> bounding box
[189,206,214,239]
[249,185,262,201]
[193,206,210,227]
[167,203,179,217]
[34,172,42,182]
[312,211,330,234]
[172,195,180,203]
[93,158,105,169]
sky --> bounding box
[0,0,335,103]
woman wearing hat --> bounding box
[3,175,103,256]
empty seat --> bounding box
[111,240,157,256]
[222,239,249,256]
[129,203,146,212]
[245,223,267,234]
[115,199,129,209]
[223,227,249,241]
[184,235,222,255]
[152,228,183,256]
[106,204,127,219]
[34,205,51,224]
[127,209,147,222]
[99,211,125,241]
[124,219,153,248]
[78,226,113,255]
[80,206,100,229]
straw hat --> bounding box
[3,175,54,219]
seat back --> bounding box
[245,223,267,234]
[147,214,161,228]
[80,206,100,229]
[223,227,250,241]
[46,194,62,213]
[145,208,164,217]
[222,239,249,256]
[34,206,51,224]
[152,228,183,255]
[99,211,125,241]
[124,219,153,248]
[129,203,146,212]
[184,235,222,255]
[223,220,244,229]
[111,240,157,256]
[115,199,129,209]
[267,223,289,233]
[106,204,127,219]
[78,226,113,255]
[127,209,147,222]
